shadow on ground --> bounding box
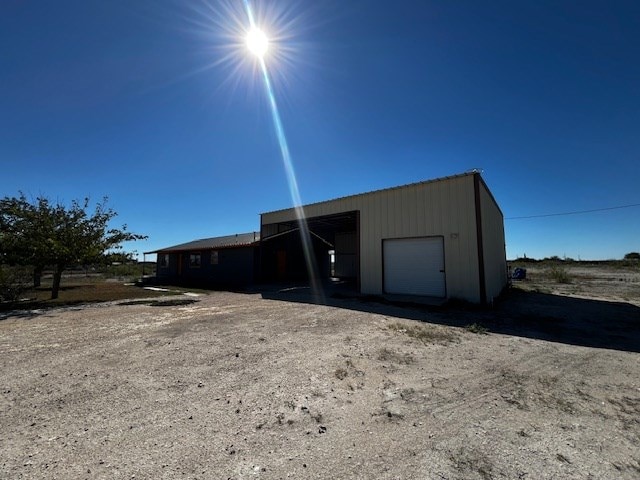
[0,295,197,321]
[260,283,640,353]
[3,280,638,353]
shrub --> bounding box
[547,265,571,284]
[104,262,148,279]
[0,265,32,303]
[388,322,458,344]
[513,256,539,263]
[465,323,488,334]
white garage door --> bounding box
[383,237,445,297]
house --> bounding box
[147,232,260,287]
[147,172,507,304]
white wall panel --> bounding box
[383,237,446,297]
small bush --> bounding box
[103,262,151,279]
[465,323,488,335]
[0,265,32,303]
[547,265,571,284]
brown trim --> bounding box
[259,213,263,282]
[356,210,361,293]
[474,173,487,305]
[381,238,385,294]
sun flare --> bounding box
[246,27,268,58]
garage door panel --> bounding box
[383,237,445,297]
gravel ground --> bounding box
[1,283,639,479]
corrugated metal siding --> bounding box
[479,181,507,302]
[262,173,482,302]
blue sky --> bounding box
[1,0,638,260]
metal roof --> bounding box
[145,232,260,254]
[260,171,477,216]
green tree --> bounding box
[623,252,640,260]
[0,196,55,287]
[0,194,146,299]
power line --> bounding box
[506,202,640,220]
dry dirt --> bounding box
[511,263,640,305]
[1,269,640,479]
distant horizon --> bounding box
[507,254,640,262]
[132,252,637,263]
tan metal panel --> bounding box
[262,224,279,237]
[480,181,507,303]
[416,185,425,236]
[406,187,417,237]
[439,174,479,302]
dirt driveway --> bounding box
[1,285,639,479]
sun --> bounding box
[246,27,269,58]
[183,0,311,95]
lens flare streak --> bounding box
[243,0,323,299]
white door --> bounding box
[383,237,445,297]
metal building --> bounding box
[260,172,507,304]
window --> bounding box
[189,253,201,268]
[160,254,169,268]
[211,250,219,265]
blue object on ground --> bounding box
[512,267,527,280]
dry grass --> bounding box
[547,265,572,284]
[511,262,640,303]
[465,323,488,334]
[387,322,459,345]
